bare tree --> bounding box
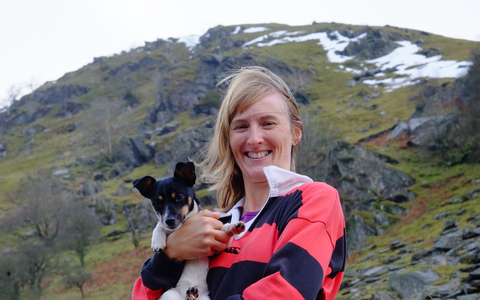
[0,251,23,300]
[123,206,141,249]
[4,172,70,246]
[296,110,339,181]
[59,202,101,266]
[87,98,126,162]
[0,170,100,298]
[61,265,92,298]
[2,84,22,116]
[16,242,54,300]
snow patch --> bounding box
[244,26,269,33]
[177,35,201,50]
[244,30,367,63]
[346,67,362,74]
[243,34,270,47]
[232,26,241,35]
[270,30,288,38]
[363,40,473,91]
[285,31,305,36]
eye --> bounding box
[175,194,185,202]
[233,124,248,131]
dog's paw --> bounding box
[232,221,245,234]
[222,221,246,236]
[186,285,199,300]
[151,238,166,252]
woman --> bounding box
[131,66,346,300]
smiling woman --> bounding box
[131,66,346,300]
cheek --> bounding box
[229,135,242,154]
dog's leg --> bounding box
[160,289,183,300]
[151,222,167,251]
[185,286,198,300]
[221,221,245,236]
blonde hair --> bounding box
[199,66,303,211]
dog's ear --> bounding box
[174,162,196,187]
[133,176,156,199]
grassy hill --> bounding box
[0,22,479,299]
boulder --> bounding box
[345,79,357,87]
[346,215,377,253]
[386,114,460,147]
[120,136,155,168]
[387,120,409,140]
[116,184,131,196]
[388,269,439,299]
[52,169,69,176]
[364,266,388,278]
[427,279,461,298]
[435,230,463,251]
[82,180,104,201]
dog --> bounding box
[133,162,245,300]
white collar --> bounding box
[221,166,313,239]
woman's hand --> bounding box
[164,210,230,261]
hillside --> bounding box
[0,22,479,300]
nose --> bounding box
[165,215,176,228]
[247,125,263,146]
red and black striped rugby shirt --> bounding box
[132,166,346,300]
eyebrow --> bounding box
[230,113,281,125]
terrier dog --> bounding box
[133,162,245,300]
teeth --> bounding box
[248,151,269,159]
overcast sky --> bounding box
[1,0,479,108]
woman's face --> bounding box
[229,92,301,185]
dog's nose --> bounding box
[165,216,176,227]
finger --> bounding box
[212,230,230,244]
[200,210,222,219]
[210,239,228,252]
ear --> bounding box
[174,162,196,187]
[133,176,156,199]
[292,121,303,146]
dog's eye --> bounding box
[175,194,185,202]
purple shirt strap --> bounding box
[240,211,259,223]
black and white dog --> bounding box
[134,162,244,300]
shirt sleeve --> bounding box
[229,182,346,300]
[131,250,186,300]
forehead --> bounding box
[231,93,289,121]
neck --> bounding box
[243,180,270,212]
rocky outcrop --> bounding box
[6,107,52,127]
[0,138,7,158]
[55,101,88,118]
[120,136,155,168]
[107,56,163,81]
[122,199,157,234]
[387,114,460,147]
[17,84,90,106]
[339,28,405,60]
[318,143,416,253]
[196,25,244,54]
[154,119,214,172]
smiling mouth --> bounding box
[246,151,271,159]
